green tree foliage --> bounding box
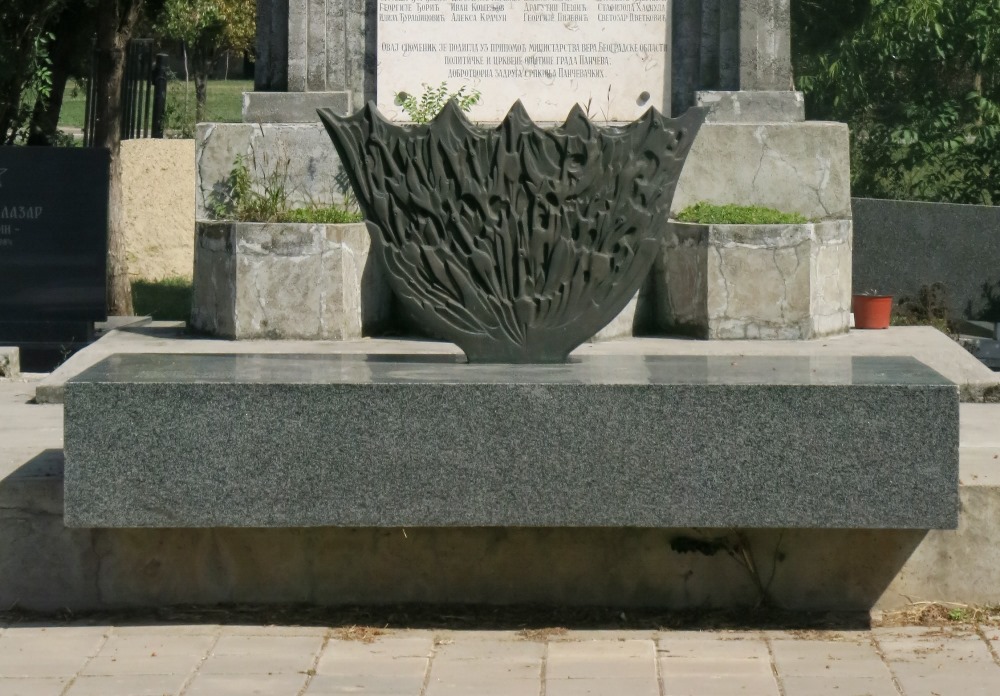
[0,1,66,144]
[155,0,255,122]
[795,0,1000,204]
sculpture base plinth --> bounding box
[64,353,958,530]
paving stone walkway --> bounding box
[1,624,999,696]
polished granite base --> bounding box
[63,353,959,529]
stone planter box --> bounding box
[652,220,852,340]
[191,221,391,340]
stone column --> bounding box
[738,0,792,91]
[695,0,801,123]
[671,0,702,116]
[244,0,375,122]
[254,0,288,92]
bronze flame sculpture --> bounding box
[320,100,705,363]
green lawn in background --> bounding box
[132,277,192,323]
[59,79,250,131]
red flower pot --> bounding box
[852,294,893,330]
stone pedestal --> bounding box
[672,121,852,220]
[190,221,391,340]
[696,90,804,123]
[654,220,852,340]
[64,353,957,529]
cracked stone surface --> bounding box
[673,122,851,221]
[195,123,347,219]
[696,90,805,123]
[654,220,852,340]
[191,222,391,340]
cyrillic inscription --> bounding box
[378,1,669,121]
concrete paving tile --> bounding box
[889,673,1000,696]
[64,674,187,696]
[425,674,539,696]
[769,637,890,678]
[872,626,978,642]
[874,628,1000,696]
[221,625,328,637]
[662,631,763,642]
[430,659,540,680]
[200,635,323,674]
[0,677,68,696]
[432,638,545,662]
[780,675,899,696]
[429,638,543,682]
[663,675,780,696]
[659,634,775,696]
[768,630,875,642]
[661,657,773,677]
[113,625,220,637]
[0,627,106,677]
[545,677,659,696]
[304,673,426,695]
[82,634,215,676]
[433,630,526,642]
[659,634,771,662]
[183,672,309,696]
[315,636,432,676]
[546,640,656,680]
[875,629,991,666]
[546,630,660,642]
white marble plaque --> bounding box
[377,1,671,122]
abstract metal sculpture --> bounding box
[319,100,705,363]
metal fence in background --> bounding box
[83,39,169,146]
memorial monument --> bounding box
[54,2,959,622]
[64,1,957,534]
[195,0,853,341]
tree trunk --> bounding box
[194,47,216,124]
[93,0,144,316]
[194,68,208,124]
[26,69,69,146]
[27,4,97,146]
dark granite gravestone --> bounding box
[0,148,109,368]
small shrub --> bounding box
[210,152,361,224]
[892,282,956,336]
[395,81,481,124]
[675,202,809,225]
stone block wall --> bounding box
[653,220,852,339]
[672,122,852,221]
[191,221,391,340]
[853,198,1000,320]
[196,122,348,218]
[121,139,196,281]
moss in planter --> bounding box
[675,202,808,225]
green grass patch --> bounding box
[278,207,363,224]
[675,202,809,225]
[58,79,251,131]
[131,276,192,323]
